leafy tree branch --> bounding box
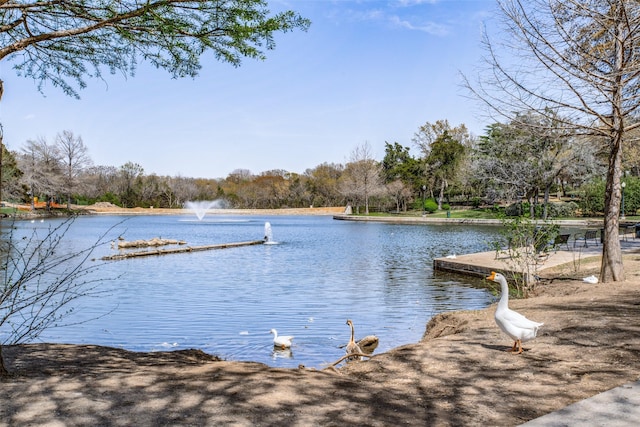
[0,0,311,97]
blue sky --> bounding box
[1,0,495,179]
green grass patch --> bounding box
[429,209,501,219]
[0,207,18,216]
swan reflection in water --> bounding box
[271,347,293,360]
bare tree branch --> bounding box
[465,0,640,282]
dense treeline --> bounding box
[3,115,638,217]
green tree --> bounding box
[284,172,312,208]
[412,120,473,158]
[381,142,422,212]
[381,142,421,185]
[581,176,640,218]
[255,172,289,209]
[305,163,345,207]
[412,120,472,205]
[580,179,606,217]
[425,131,466,209]
[0,144,22,201]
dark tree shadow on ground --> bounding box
[1,287,640,426]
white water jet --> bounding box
[264,222,277,244]
[184,200,226,220]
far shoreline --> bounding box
[80,203,606,227]
[83,203,608,227]
[6,203,611,229]
[79,204,347,216]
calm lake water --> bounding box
[6,214,501,368]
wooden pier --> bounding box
[102,240,265,261]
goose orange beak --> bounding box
[486,271,496,281]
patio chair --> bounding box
[574,229,599,248]
[552,234,571,251]
[620,225,636,241]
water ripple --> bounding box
[13,215,500,368]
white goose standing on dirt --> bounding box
[487,271,543,354]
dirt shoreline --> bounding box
[1,207,640,426]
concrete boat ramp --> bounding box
[433,236,640,280]
[433,245,603,279]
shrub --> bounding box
[505,202,523,217]
[579,180,605,216]
[547,201,579,218]
[424,198,438,213]
[490,216,558,297]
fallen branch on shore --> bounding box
[328,335,379,368]
[325,352,374,369]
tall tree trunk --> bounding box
[543,184,551,220]
[0,346,7,376]
[601,136,624,282]
[437,180,445,210]
[601,10,626,283]
[364,191,369,215]
[0,132,3,210]
[0,106,9,375]
[528,194,535,219]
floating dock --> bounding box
[102,240,265,261]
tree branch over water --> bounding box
[0,0,310,98]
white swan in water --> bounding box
[270,328,293,349]
[487,271,544,354]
